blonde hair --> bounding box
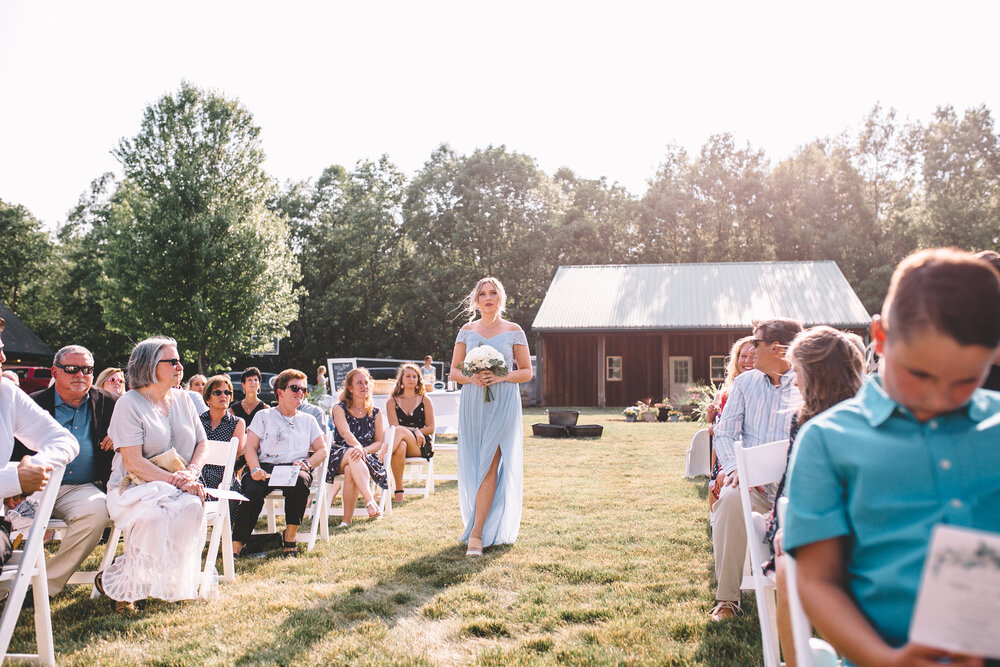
[95,367,124,389]
[462,277,507,322]
[391,362,426,397]
[338,367,374,416]
[788,326,865,423]
[723,336,756,390]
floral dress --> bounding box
[325,402,388,489]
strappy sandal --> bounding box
[95,572,137,614]
[282,539,299,557]
[366,499,382,518]
[393,490,405,503]
[466,536,483,557]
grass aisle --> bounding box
[13,408,765,665]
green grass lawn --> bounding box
[10,409,765,665]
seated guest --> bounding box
[385,362,436,503]
[976,250,1000,391]
[198,375,246,523]
[95,367,126,395]
[232,370,326,558]
[706,336,755,512]
[99,337,208,612]
[14,345,117,599]
[327,368,388,524]
[0,317,79,551]
[764,327,864,666]
[231,367,268,424]
[785,249,1000,666]
[186,374,208,413]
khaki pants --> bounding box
[712,482,774,601]
[47,483,109,596]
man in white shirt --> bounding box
[0,318,79,504]
[709,318,802,621]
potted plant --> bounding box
[622,406,641,422]
[667,409,681,423]
[656,399,673,422]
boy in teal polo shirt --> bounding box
[784,248,1000,667]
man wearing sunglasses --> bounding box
[14,344,118,598]
[708,318,803,622]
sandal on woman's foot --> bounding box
[336,521,350,528]
[367,500,382,518]
[114,600,136,614]
[282,539,299,557]
[466,536,483,557]
[94,571,108,597]
[393,490,404,502]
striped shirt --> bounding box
[714,368,800,475]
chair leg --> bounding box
[200,514,222,597]
[266,497,277,533]
[220,512,235,583]
[425,460,434,497]
[32,562,55,666]
[91,527,121,599]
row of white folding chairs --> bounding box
[735,441,841,667]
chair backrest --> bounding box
[685,428,711,477]
[202,438,239,486]
[735,439,790,488]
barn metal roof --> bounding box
[531,262,871,331]
[0,303,53,356]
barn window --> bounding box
[606,356,622,381]
[710,355,726,383]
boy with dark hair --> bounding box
[785,248,1000,666]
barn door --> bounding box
[669,356,692,402]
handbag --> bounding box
[419,437,434,460]
[119,447,188,493]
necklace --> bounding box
[140,388,170,417]
[481,317,501,337]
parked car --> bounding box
[225,371,277,405]
[5,366,51,393]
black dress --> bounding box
[325,402,388,488]
[391,396,433,459]
[198,410,244,522]
[231,400,268,426]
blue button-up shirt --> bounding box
[714,368,800,475]
[54,391,96,484]
[784,375,1000,651]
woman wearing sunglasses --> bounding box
[231,369,326,558]
[198,375,246,521]
[100,337,208,612]
[95,367,126,396]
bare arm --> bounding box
[420,396,435,438]
[119,445,176,484]
[386,397,399,427]
[797,538,983,667]
[501,340,532,384]
[233,418,246,458]
[244,429,268,481]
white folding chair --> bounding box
[0,466,65,666]
[262,446,331,551]
[326,426,394,520]
[776,497,842,667]
[401,433,435,497]
[684,428,711,477]
[734,438,791,667]
[199,437,239,596]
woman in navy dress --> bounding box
[198,374,246,523]
[327,368,389,525]
[449,277,532,556]
[385,362,436,503]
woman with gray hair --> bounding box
[96,336,209,612]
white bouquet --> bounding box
[460,343,509,402]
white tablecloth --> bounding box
[374,391,461,435]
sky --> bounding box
[2,0,1000,229]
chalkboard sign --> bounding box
[326,358,357,393]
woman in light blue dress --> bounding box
[450,277,532,556]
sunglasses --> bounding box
[55,364,94,375]
[106,377,124,384]
[211,389,233,397]
[157,358,183,367]
[284,385,308,394]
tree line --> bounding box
[3,83,999,377]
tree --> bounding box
[102,82,300,373]
[552,168,638,265]
[0,198,52,313]
[915,104,1000,251]
[401,144,566,358]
